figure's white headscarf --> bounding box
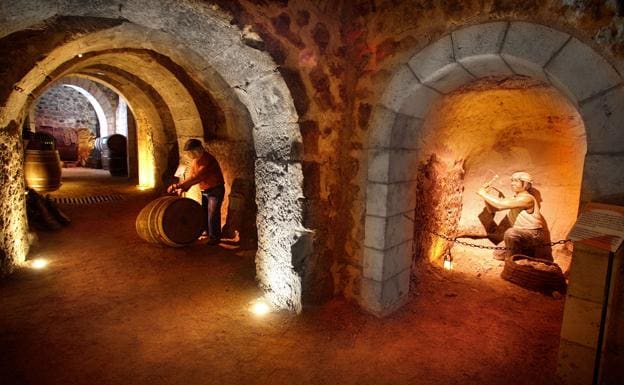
[511,171,533,184]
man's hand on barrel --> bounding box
[167,183,179,194]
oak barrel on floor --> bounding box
[24,149,62,193]
[136,196,204,247]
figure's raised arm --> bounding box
[477,189,532,210]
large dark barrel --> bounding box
[24,149,62,193]
[105,134,126,154]
[97,134,127,176]
[136,196,204,247]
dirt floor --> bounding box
[0,169,566,385]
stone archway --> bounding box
[28,77,117,137]
[361,21,624,316]
[58,77,116,136]
[0,0,306,312]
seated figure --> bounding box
[477,171,552,261]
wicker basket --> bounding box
[501,254,567,294]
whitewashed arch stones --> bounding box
[362,21,624,316]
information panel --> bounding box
[568,202,624,252]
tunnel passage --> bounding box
[0,4,306,312]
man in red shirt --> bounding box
[167,139,225,245]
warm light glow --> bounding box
[31,258,48,269]
[77,53,83,58]
[429,237,447,262]
[136,185,152,191]
[249,300,271,316]
[443,254,453,270]
[137,130,156,189]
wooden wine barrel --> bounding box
[97,135,127,175]
[24,149,62,193]
[105,134,126,154]
[136,196,204,247]
[108,153,127,176]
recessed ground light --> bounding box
[136,185,151,191]
[96,72,105,76]
[31,258,48,269]
[443,254,453,270]
[77,53,83,58]
[249,299,271,316]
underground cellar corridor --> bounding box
[0,184,565,385]
[2,1,624,384]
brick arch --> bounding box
[362,21,624,316]
[0,1,305,312]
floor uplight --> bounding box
[250,300,271,316]
[31,258,48,269]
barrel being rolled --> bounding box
[24,149,63,193]
[136,196,204,247]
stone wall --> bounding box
[34,84,99,134]
[0,124,29,276]
[217,1,350,303]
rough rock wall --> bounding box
[35,84,99,133]
[0,123,29,276]
[412,155,465,269]
[215,0,350,303]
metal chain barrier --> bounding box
[403,214,572,251]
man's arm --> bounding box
[477,188,532,211]
[177,163,208,191]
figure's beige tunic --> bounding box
[507,192,545,230]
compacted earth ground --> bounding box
[1,169,565,385]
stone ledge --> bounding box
[407,34,454,82]
[502,22,570,68]
[580,85,624,154]
[546,37,621,102]
[452,22,508,59]
[379,65,421,113]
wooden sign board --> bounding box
[567,202,624,253]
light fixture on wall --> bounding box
[443,253,453,270]
[77,53,83,58]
